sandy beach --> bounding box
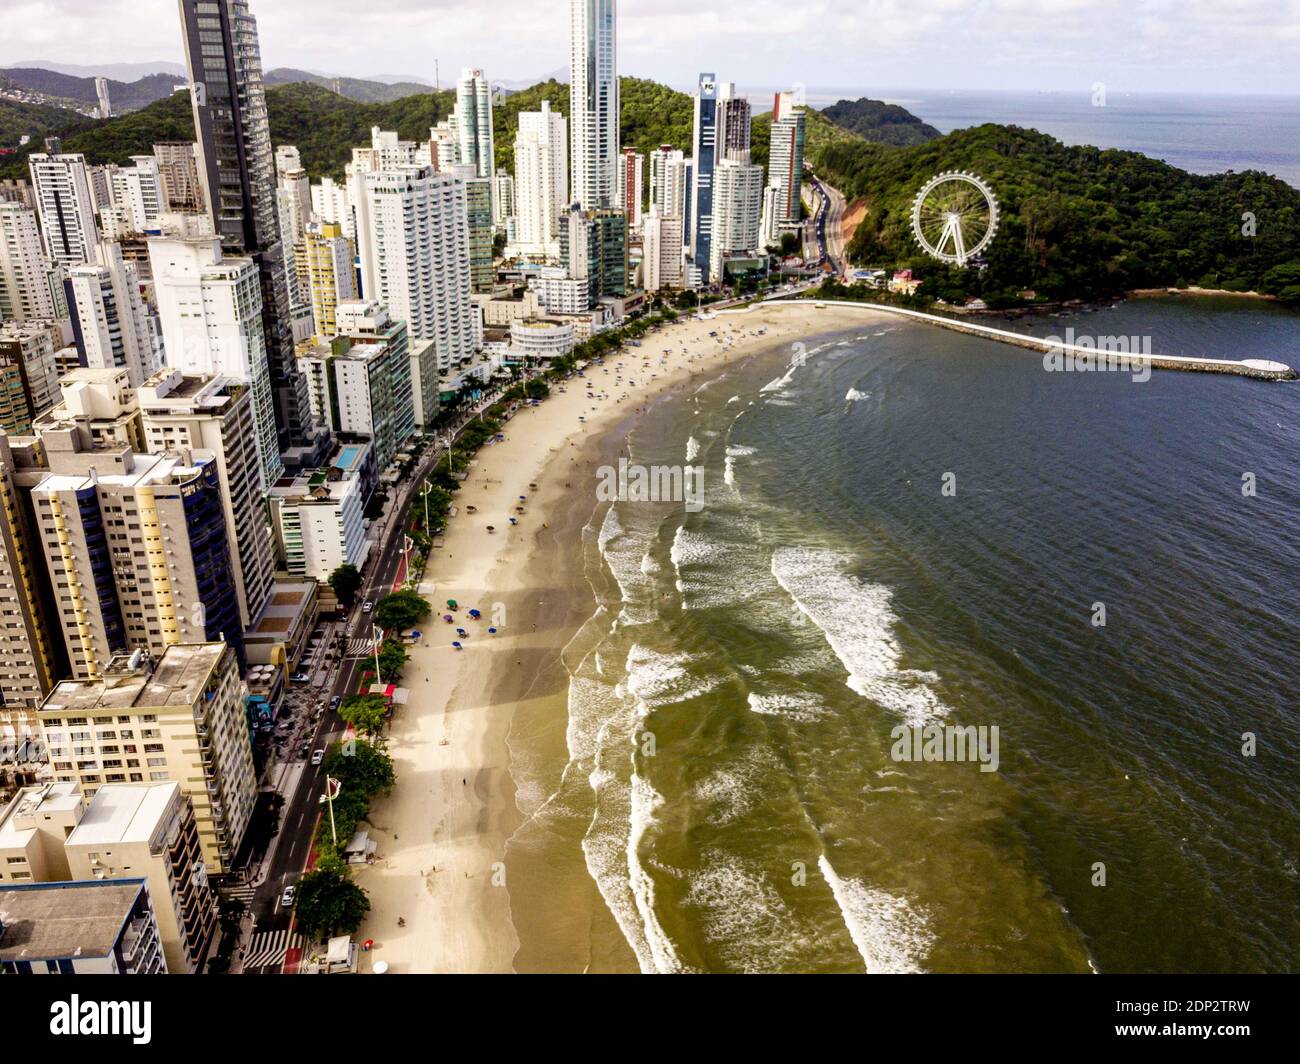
[352,300,884,973]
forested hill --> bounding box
[820,97,941,146]
[811,123,1300,305]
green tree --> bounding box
[339,694,389,737]
[328,563,362,608]
[325,739,396,798]
[292,863,370,938]
[373,589,432,631]
[376,639,409,682]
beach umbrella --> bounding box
[468,609,481,619]
[452,641,463,650]
[509,517,518,526]
[519,495,526,501]
[487,627,498,634]
[456,628,467,637]
[443,614,453,623]
[446,599,458,608]
[486,525,495,533]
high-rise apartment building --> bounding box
[453,69,495,180]
[304,222,359,337]
[710,158,764,280]
[618,149,644,230]
[649,146,690,240]
[353,166,477,375]
[642,204,684,292]
[717,87,753,164]
[179,0,320,464]
[0,202,57,321]
[491,172,515,229]
[690,74,719,279]
[28,152,100,269]
[569,0,619,209]
[513,101,568,254]
[149,228,283,486]
[138,369,274,628]
[0,322,60,435]
[152,142,206,214]
[67,243,158,387]
[768,90,807,228]
[38,642,256,873]
[449,168,495,292]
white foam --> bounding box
[685,436,701,462]
[627,773,689,972]
[770,547,950,726]
[745,690,826,724]
[845,388,869,402]
[818,855,934,973]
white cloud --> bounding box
[2,0,1299,94]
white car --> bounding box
[281,885,296,908]
[362,601,374,614]
[311,749,325,766]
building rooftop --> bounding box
[0,879,146,962]
[0,782,82,850]
[40,644,227,715]
[65,782,178,849]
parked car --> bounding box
[289,672,310,683]
[311,749,325,766]
[362,601,374,614]
[281,885,296,908]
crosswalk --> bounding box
[243,928,303,971]
[221,885,257,904]
[343,638,376,657]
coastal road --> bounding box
[809,174,849,276]
[239,403,502,973]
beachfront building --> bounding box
[0,878,167,974]
[717,87,753,164]
[642,204,684,292]
[768,90,807,230]
[690,74,719,280]
[137,368,275,628]
[28,151,100,269]
[297,336,406,474]
[66,243,159,388]
[353,165,477,376]
[510,317,576,361]
[268,467,370,581]
[37,642,255,873]
[569,0,620,209]
[0,203,57,322]
[149,226,283,486]
[513,101,568,256]
[710,158,764,280]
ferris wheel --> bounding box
[910,171,999,266]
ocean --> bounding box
[746,86,1300,188]
[521,298,1299,972]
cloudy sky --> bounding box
[4,0,1300,95]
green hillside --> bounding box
[819,97,941,146]
[264,68,434,104]
[0,96,88,150]
[811,123,1300,304]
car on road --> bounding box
[330,695,342,710]
[362,600,373,614]
[311,749,325,766]
[281,885,296,908]
[289,672,310,683]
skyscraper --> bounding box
[690,74,719,280]
[27,152,100,269]
[178,0,322,465]
[717,86,753,164]
[710,158,764,280]
[0,203,57,321]
[514,101,568,254]
[454,69,495,180]
[66,243,158,387]
[569,0,619,209]
[618,148,645,230]
[768,90,807,228]
[152,142,205,214]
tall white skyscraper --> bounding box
[67,243,158,387]
[353,165,477,374]
[454,69,495,180]
[642,204,684,292]
[104,156,163,234]
[710,158,764,280]
[768,90,807,227]
[514,101,568,254]
[569,0,619,209]
[148,228,283,486]
[28,152,100,269]
[0,202,57,321]
[492,172,515,228]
